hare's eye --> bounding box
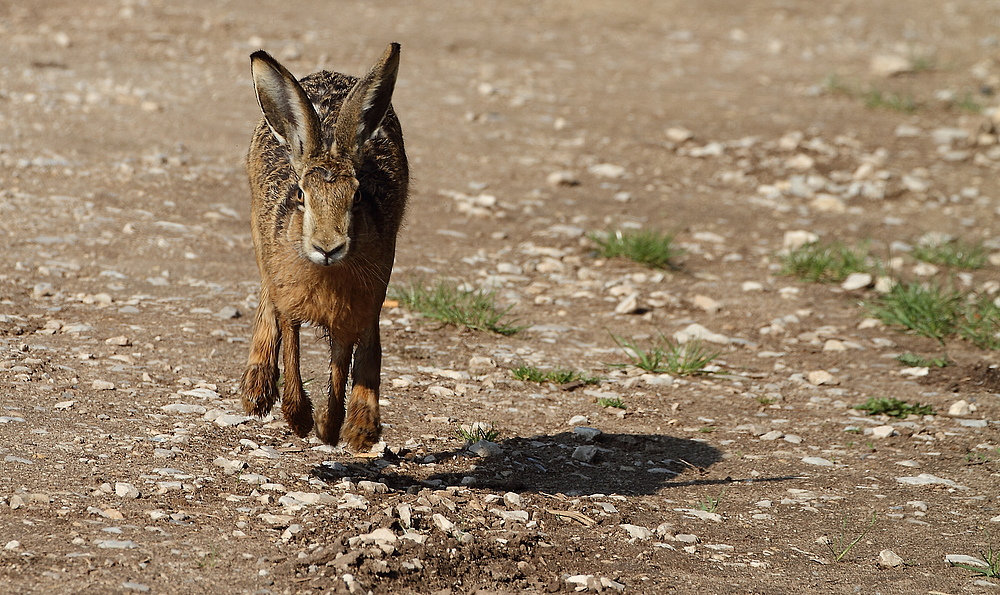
[295,186,304,202]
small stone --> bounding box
[91,380,115,391]
[588,163,626,178]
[675,534,699,544]
[786,153,815,170]
[546,170,579,187]
[620,524,654,540]
[946,554,989,568]
[104,335,131,346]
[897,474,965,489]
[97,540,139,549]
[760,430,783,441]
[871,425,897,439]
[810,194,846,213]
[432,513,455,533]
[899,366,929,377]
[948,400,972,416]
[823,339,847,352]
[691,294,721,313]
[161,403,207,415]
[801,456,835,467]
[571,445,598,463]
[614,292,640,314]
[258,513,294,525]
[467,355,496,376]
[674,323,729,345]
[807,370,836,385]
[122,582,150,593]
[54,400,76,410]
[573,426,602,441]
[213,413,251,427]
[213,457,246,475]
[568,415,589,426]
[214,306,241,319]
[870,54,912,77]
[783,230,818,251]
[114,483,140,499]
[467,440,503,458]
[665,127,693,143]
[503,492,523,508]
[4,541,20,550]
[841,273,872,291]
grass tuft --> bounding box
[456,422,501,443]
[867,281,962,343]
[596,396,626,409]
[781,240,873,283]
[895,352,950,368]
[959,295,1000,350]
[824,511,878,562]
[912,239,987,269]
[853,396,935,418]
[863,89,918,113]
[611,333,720,376]
[391,278,526,336]
[589,229,683,269]
[512,365,600,386]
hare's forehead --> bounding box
[301,165,357,186]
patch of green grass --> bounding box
[955,92,984,114]
[949,530,1000,578]
[589,229,683,269]
[958,295,1000,350]
[611,333,720,376]
[456,422,500,443]
[512,365,600,386]
[863,88,918,113]
[823,511,878,562]
[853,396,935,418]
[910,55,936,72]
[912,239,987,269]
[390,278,526,336]
[895,352,950,368]
[698,426,716,433]
[868,281,963,343]
[596,396,626,409]
[823,73,855,96]
[756,395,776,407]
[781,240,873,283]
[696,489,726,513]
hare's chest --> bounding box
[272,264,381,337]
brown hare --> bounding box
[240,43,408,451]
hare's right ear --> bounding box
[250,50,322,170]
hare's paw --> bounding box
[343,397,381,452]
[281,394,314,438]
[313,404,345,446]
[240,364,278,417]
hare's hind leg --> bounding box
[314,337,350,445]
[278,316,313,437]
[342,323,382,452]
[241,286,281,417]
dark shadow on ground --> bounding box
[310,431,800,497]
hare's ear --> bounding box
[251,50,323,169]
[334,43,400,161]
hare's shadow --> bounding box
[310,431,792,497]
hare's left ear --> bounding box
[251,50,323,171]
[334,43,400,161]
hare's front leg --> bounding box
[342,323,383,451]
[241,287,281,417]
[278,316,313,437]
[314,338,351,445]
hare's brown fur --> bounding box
[240,45,407,451]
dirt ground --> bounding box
[2,1,1000,593]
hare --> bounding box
[240,43,408,451]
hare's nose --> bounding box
[313,242,346,262]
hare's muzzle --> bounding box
[307,240,349,266]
